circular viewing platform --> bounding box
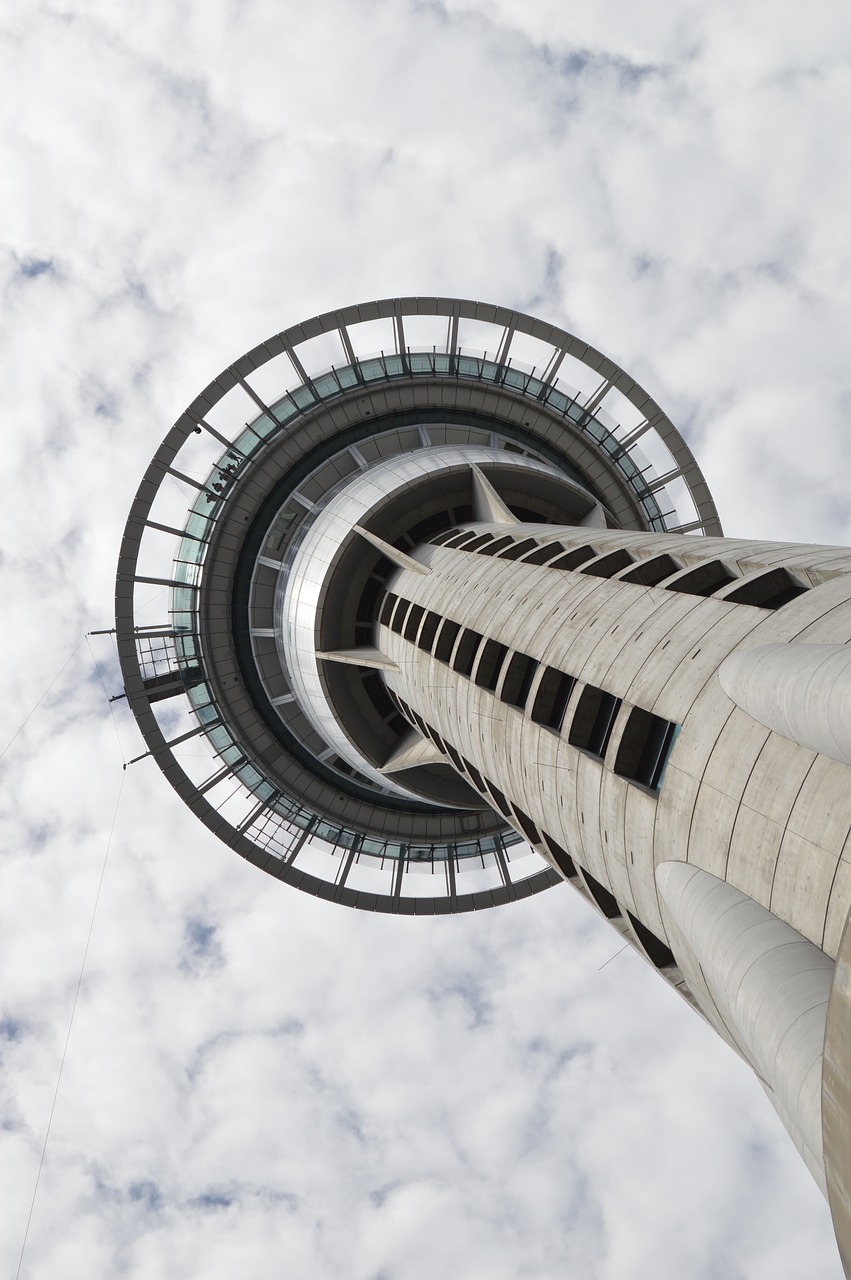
[115,297,720,913]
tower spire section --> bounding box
[115,298,851,1271]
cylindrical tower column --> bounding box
[115,297,851,1271]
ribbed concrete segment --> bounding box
[720,642,851,766]
[656,861,832,1193]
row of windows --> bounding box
[429,527,808,611]
[381,592,679,792]
[390,692,676,972]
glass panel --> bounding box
[268,396,299,422]
[206,724,235,751]
[502,368,529,391]
[408,352,434,373]
[360,358,386,381]
[290,385,316,409]
[312,373,340,398]
[171,585,196,613]
[184,510,212,541]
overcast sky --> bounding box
[2,2,851,1277]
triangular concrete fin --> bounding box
[578,503,608,528]
[354,526,430,575]
[470,465,516,524]
[382,729,446,773]
[316,647,398,671]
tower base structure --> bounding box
[115,298,851,1271]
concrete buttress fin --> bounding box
[354,525,430,575]
[470,465,516,524]
[316,647,399,671]
[382,730,446,772]
[578,503,608,528]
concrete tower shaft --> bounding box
[115,297,851,1272]
[366,512,851,1197]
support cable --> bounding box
[0,637,87,762]
[15,768,126,1280]
[598,942,630,971]
[85,635,128,767]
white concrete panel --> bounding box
[771,829,844,950]
[825,860,851,958]
[720,643,851,765]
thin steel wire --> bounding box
[15,769,126,1280]
[85,634,128,766]
[0,637,87,761]
[598,942,630,971]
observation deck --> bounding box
[115,297,720,913]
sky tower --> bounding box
[115,297,851,1272]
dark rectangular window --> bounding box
[501,652,539,709]
[378,592,398,627]
[498,538,538,561]
[461,759,485,792]
[463,533,497,552]
[478,535,515,557]
[390,598,411,634]
[403,603,426,643]
[452,628,483,676]
[409,513,454,545]
[628,912,676,969]
[530,667,576,730]
[520,541,566,565]
[580,548,634,578]
[548,545,596,570]
[474,639,509,690]
[410,709,429,736]
[442,529,479,549]
[620,554,679,587]
[723,567,807,610]
[613,707,678,791]
[543,834,576,879]
[418,610,442,652]
[444,742,465,772]
[434,618,461,663]
[511,807,541,845]
[666,559,735,597]
[568,686,623,760]
[485,781,510,816]
[581,869,622,919]
[431,528,462,546]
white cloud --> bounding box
[1,0,848,1276]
